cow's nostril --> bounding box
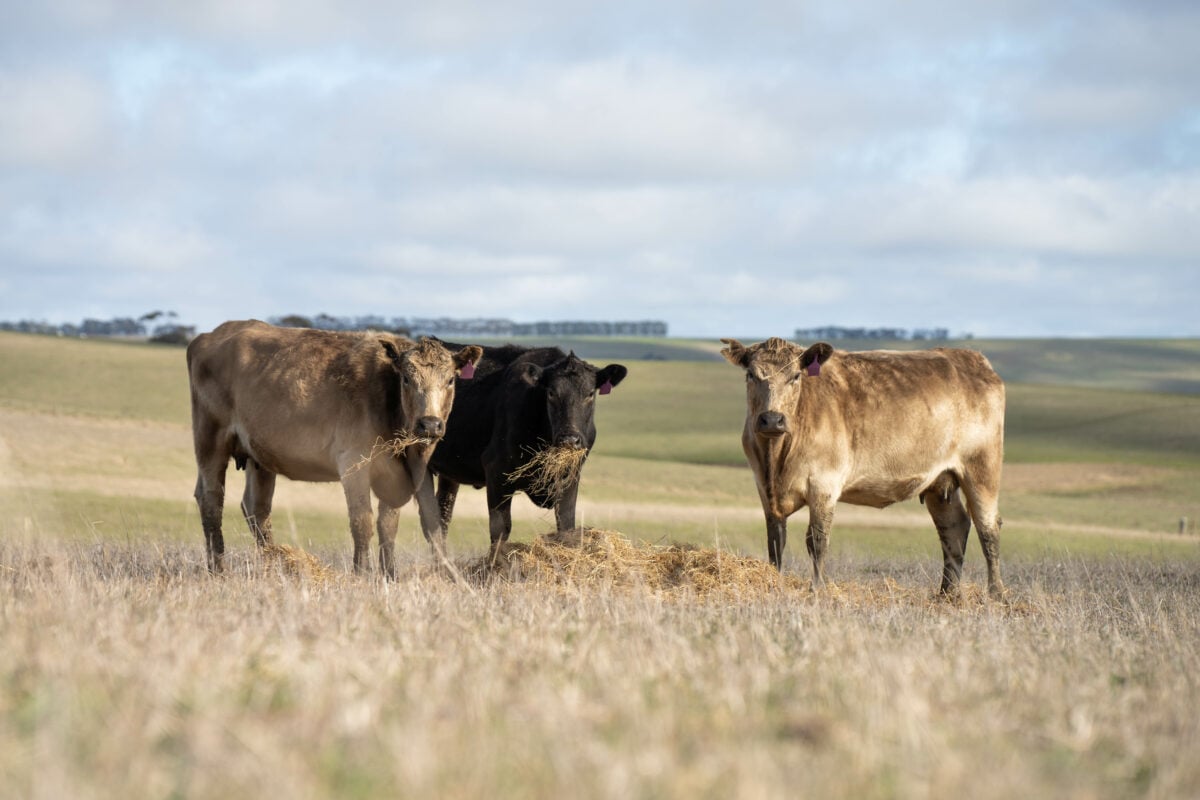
[557,433,584,450]
[756,412,786,433]
[416,417,445,438]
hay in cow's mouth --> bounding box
[505,445,588,499]
[343,432,433,475]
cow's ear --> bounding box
[720,338,750,368]
[800,342,834,376]
[596,364,627,394]
[381,340,406,372]
[454,345,483,375]
[520,362,543,386]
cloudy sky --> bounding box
[1,1,1197,338]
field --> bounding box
[2,331,1199,798]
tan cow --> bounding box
[721,337,1006,598]
[187,320,482,577]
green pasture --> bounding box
[2,330,1199,568]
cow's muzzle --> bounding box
[415,416,445,440]
[755,411,788,437]
[556,432,585,450]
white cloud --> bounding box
[1,1,1197,338]
[0,70,114,169]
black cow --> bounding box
[428,343,628,546]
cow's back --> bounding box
[798,347,1003,505]
[187,320,402,480]
[825,348,1003,428]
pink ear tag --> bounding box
[459,362,475,380]
[806,360,821,377]
[599,380,613,395]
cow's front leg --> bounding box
[376,500,400,580]
[805,494,835,590]
[339,469,375,574]
[413,466,448,560]
[555,477,581,532]
[766,515,787,570]
[486,482,514,551]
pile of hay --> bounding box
[463,528,808,599]
[259,543,338,584]
[505,445,588,499]
[461,529,1034,611]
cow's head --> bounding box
[721,337,832,438]
[518,353,628,450]
[382,337,483,441]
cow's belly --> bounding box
[235,432,341,482]
[839,469,945,509]
[259,451,341,482]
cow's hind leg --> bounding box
[195,471,227,573]
[240,460,276,549]
[805,492,836,590]
[192,415,230,573]
[922,473,971,597]
[961,455,1006,600]
[806,503,835,592]
[436,477,460,531]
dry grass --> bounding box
[2,536,1198,799]
[505,445,588,499]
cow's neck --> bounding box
[754,432,799,518]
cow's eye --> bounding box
[789,372,803,383]
[446,377,455,387]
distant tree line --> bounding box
[794,326,963,341]
[0,311,195,344]
[2,312,669,344]
[270,315,669,338]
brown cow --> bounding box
[187,320,482,577]
[721,337,1006,598]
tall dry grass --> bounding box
[2,534,1198,799]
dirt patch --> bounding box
[1001,462,1172,493]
